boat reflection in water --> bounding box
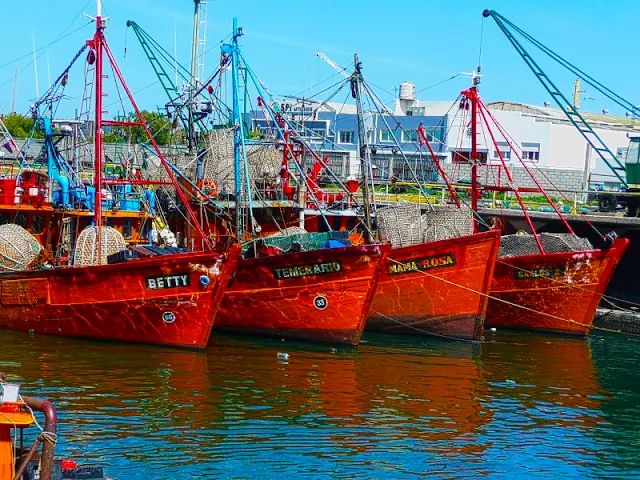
[0,329,608,477]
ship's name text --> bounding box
[273,261,342,280]
[146,274,191,290]
[387,253,457,275]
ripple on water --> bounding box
[1,330,640,478]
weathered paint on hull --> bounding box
[0,246,240,349]
[367,230,501,340]
[487,237,629,335]
[216,244,390,345]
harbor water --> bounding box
[2,329,640,478]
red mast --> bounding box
[93,0,104,262]
[470,85,479,233]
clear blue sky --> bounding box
[1,0,638,118]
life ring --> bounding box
[196,179,217,201]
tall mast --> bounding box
[470,86,478,232]
[94,0,104,259]
[189,0,207,157]
[229,18,244,238]
[188,1,199,154]
[352,53,373,243]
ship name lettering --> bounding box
[146,273,191,290]
[387,252,456,275]
[273,261,342,280]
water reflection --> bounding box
[1,329,638,478]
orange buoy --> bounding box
[196,179,217,202]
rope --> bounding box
[385,256,640,337]
[370,308,479,343]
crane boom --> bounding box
[483,9,628,188]
[315,52,350,79]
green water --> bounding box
[1,329,640,479]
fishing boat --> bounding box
[206,21,389,345]
[256,56,501,341]
[461,85,629,335]
[0,2,240,349]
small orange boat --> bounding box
[216,243,390,344]
[367,229,500,340]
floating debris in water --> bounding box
[277,352,289,360]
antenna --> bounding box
[174,21,179,87]
[11,67,18,114]
[46,48,52,88]
[32,31,39,98]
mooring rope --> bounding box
[385,257,640,338]
[369,308,479,343]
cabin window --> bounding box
[14,213,27,228]
[380,130,393,142]
[338,131,355,144]
[31,215,45,234]
[122,219,133,239]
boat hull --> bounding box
[216,244,390,345]
[0,247,240,349]
[367,230,500,340]
[486,237,629,335]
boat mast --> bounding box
[470,86,478,233]
[352,53,373,243]
[94,0,104,260]
[229,18,245,239]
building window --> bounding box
[380,130,394,142]
[521,142,540,162]
[493,143,511,161]
[402,130,418,143]
[452,151,488,164]
[311,129,326,139]
[338,131,355,144]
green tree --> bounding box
[103,110,173,146]
[2,114,43,139]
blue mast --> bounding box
[222,18,254,240]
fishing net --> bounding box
[499,233,593,258]
[73,226,127,266]
[0,224,42,272]
[376,203,474,248]
[243,231,350,256]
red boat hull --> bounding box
[216,244,390,345]
[367,230,501,340]
[486,237,629,335]
[0,246,240,349]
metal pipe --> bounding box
[21,396,58,480]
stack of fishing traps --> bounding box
[499,233,593,258]
[0,224,42,272]
[377,203,474,247]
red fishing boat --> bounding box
[0,2,240,349]
[368,230,500,340]
[0,247,239,348]
[459,86,630,335]
[217,243,389,344]
[487,240,628,335]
